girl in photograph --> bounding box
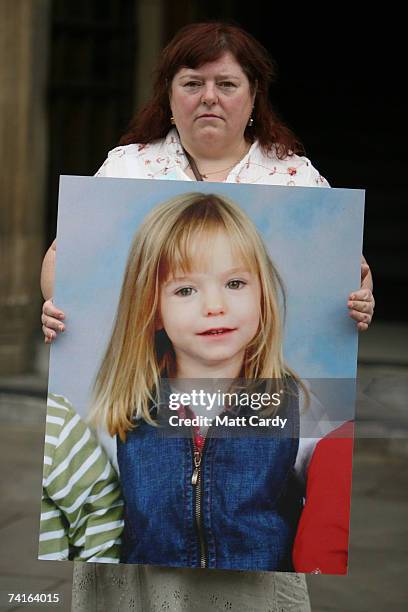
[89,191,304,572]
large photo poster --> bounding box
[39,176,364,573]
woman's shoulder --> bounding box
[240,142,330,188]
[94,138,170,179]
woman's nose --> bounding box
[201,83,218,105]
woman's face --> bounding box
[169,52,255,151]
[159,231,261,377]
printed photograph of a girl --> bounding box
[41,177,364,573]
[90,191,300,571]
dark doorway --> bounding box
[46,0,137,242]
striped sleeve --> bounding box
[39,393,124,563]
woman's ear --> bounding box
[251,79,258,106]
[168,79,173,106]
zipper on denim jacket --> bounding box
[191,430,210,568]
[190,406,233,568]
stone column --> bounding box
[135,0,165,108]
[0,0,50,374]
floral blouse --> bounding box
[96,128,330,188]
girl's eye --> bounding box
[226,280,246,290]
[175,287,195,297]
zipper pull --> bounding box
[191,468,199,486]
[191,450,201,485]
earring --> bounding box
[170,116,175,125]
[248,116,254,127]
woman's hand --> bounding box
[347,256,374,332]
[42,299,65,344]
[41,239,64,343]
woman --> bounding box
[41,22,374,612]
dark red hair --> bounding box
[119,22,303,158]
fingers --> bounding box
[43,325,56,344]
[357,321,369,332]
[42,298,65,320]
[348,299,374,315]
[42,320,64,343]
[348,308,372,326]
[41,313,65,332]
[348,290,375,312]
[347,289,375,331]
[42,299,66,343]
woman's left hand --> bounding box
[347,256,374,332]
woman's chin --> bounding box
[194,125,227,143]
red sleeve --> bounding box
[292,421,354,574]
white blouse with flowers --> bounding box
[95,127,330,188]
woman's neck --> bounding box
[180,136,251,181]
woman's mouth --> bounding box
[197,114,222,120]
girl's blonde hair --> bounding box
[90,192,298,440]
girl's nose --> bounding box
[206,304,225,316]
[203,291,225,316]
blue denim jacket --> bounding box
[117,383,300,571]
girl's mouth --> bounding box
[198,328,236,336]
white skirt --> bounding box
[71,563,311,612]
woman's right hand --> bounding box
[42,299,65,344]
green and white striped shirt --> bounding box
[39,393,123,563]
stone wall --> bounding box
[0,0,50,373]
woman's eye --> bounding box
[175,287,195,297]
[184,81,201,88]
[227,280,246,290]
[219,81,236,88]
